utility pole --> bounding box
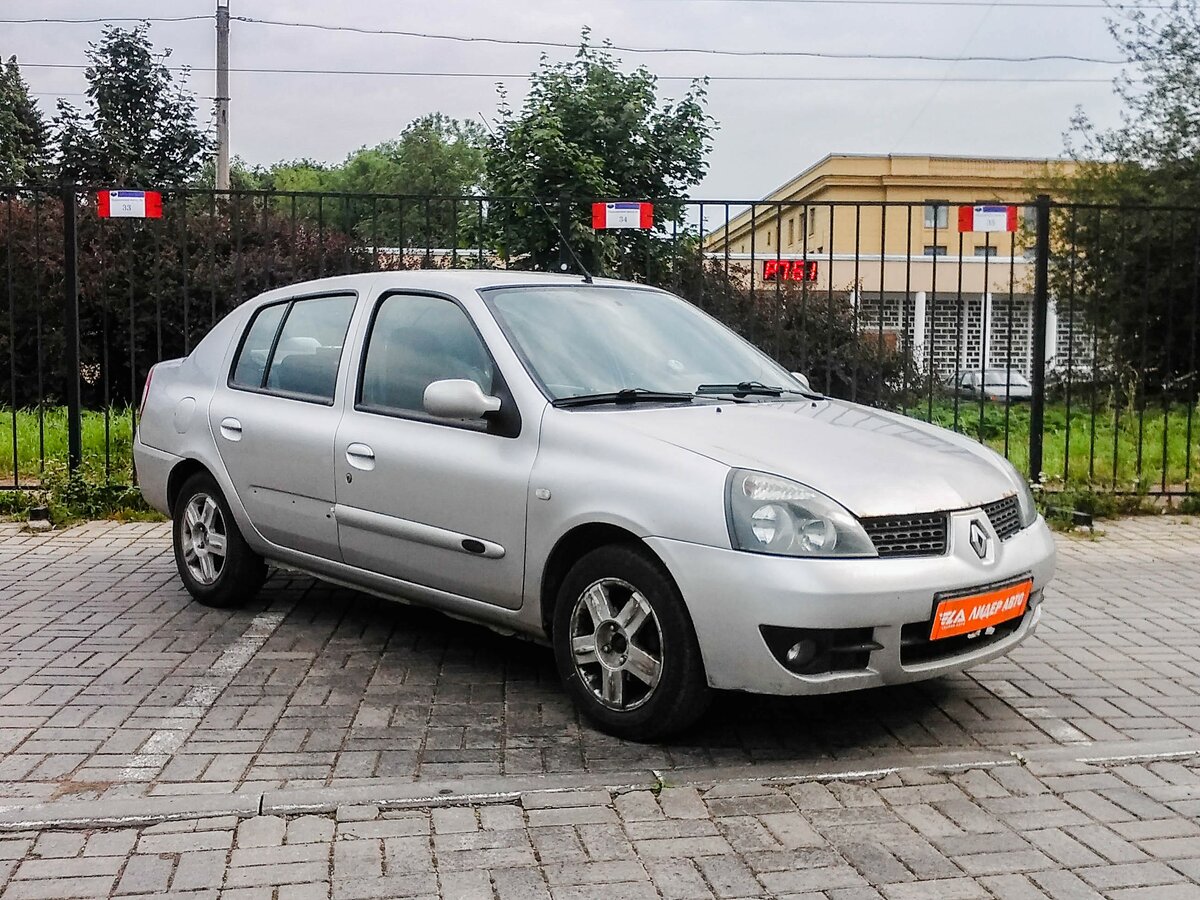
[215,0,231,191]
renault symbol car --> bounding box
[134,271,1056,740]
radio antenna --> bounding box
[479,114,594,284]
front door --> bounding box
[334,291,538,610]
[209,292,358,559]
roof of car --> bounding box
[247,269,639,305]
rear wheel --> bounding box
[172,471,266,608]
[553,544,710,741]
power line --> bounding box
[0,16,213,24]
[232,16,1124,64]
[15,63,1117,83]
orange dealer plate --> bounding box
[929,579,1032,641]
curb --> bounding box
[0,737,1196,832]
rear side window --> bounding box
[229,294,356,404]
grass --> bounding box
[0,406,136,487]
[0,401,1196,524]
[908,399,1200,495]
[0,407,152,525]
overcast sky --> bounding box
[3,0,1131,198]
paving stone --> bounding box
[0,518,1199,900]
[114,852,176,895]
[236,815,286,848]
[643,858,714,900]
[288,814,337,844]
[439,868,492,900]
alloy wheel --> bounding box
[569,577,664,711]
[180,493,227,585]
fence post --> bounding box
[62,186,82,473]
[1028,193,1051,485]
[558,193,571,274]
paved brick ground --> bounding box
[0,517,1196,805]
[1,752,1199,899]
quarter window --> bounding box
[231,302,286,390]
[229,294,356,404]
[359,294,494,416]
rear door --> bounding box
[208,291,358,559]
[333,291,538,609]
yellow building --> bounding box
[705,153,1071,264]
[702,153,1080,380]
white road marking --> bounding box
[121,609,286,780]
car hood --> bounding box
[613,398,1018,517]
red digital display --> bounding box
[762,260,818,282]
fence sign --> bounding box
[592,202,653,230]
[957,204,1016,233]
[97,190,163,219]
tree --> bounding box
[339,114,486,248]
[0,56,49,185]
[486,35,714,274]
[1058,0,1200,393]
[54,25,211,186]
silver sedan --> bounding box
[134,271,1056,741]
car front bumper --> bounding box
[646,511,1056,695]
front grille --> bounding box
[861,512,948,558]
[982,495,1022,541]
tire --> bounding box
[552,543,711,741]
[172,471,266,608]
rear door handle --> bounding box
[346,442,375,471]
[219,417,243,442]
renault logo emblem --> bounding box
[969,519,990,560]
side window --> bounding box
[264,295,356,401]
[231,302,287,390]
[359,294,494,416]
[229,294,356,404]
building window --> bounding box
[924,201,949,230]
[974,246,998,257]
[924,245,947,256]
[808,208,816,235]
[788,217,795,245]
[766,230,771,247]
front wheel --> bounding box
[553,544,710,741]
[172,471,266,608]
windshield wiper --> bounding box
[553,388,697,409]
[696,381,788,397]
[696,380,824,400]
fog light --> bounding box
[784,639,818,670]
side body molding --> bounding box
[333,504,506,559]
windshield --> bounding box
[483,285,801,401]
[983,370,1030,387]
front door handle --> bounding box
[346,442,376,471]
[219,417,243,442]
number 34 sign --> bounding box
[97,190,163,219]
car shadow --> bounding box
[255,572,1028,774]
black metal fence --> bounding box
[0,185,1196,498]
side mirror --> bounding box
[790,372,812,391]
[423,379,502,420]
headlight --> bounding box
[726,470,877,558]
[987,449,1039,527]
[1014,472,1039,527]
